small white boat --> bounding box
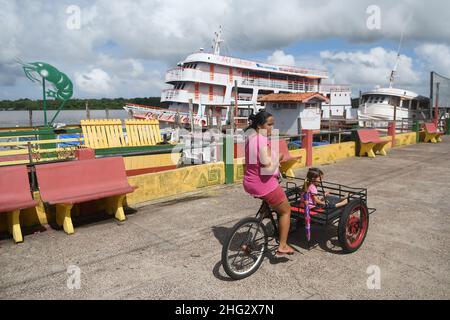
[358,86,429,125]
[358,32,429,127]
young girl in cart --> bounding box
[305,169,348,210]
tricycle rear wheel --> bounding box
[338,200,369,253]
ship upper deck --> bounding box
[181,52,329,79]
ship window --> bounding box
[283,103,296,109]
[272,103,281,110]
[238,109,252,117]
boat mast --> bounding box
[212,26,223,55]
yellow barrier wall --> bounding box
[234,158,245,182]
[383,132,417,150]
[313,142,356,165]
[126,162,225,205]
[289,148,307,170]
[124,153,180,174]
[395,132,417,147]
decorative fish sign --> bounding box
[18,61,73,101]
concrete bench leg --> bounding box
[360,142,376,158]
[373,143,388,156]
[56,204,74,235]
[424,133,437,143]
[107,195,126,222]
[7,210,23,243]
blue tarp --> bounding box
[58,134,82,148]
[288,140,330,149]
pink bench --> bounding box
[35,157,136,235]
[357,129,390,158]
[423,123,444,143]
[0,165,38,243]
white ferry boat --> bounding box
[124,28,354,127]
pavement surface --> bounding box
[1,137,449,300]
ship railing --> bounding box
[319,84,352,92]
[241,77,319,92]
[162,89,226,105]
[166,68,231,84]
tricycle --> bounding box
[221,177,375,280]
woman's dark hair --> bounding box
[245,110,273,132]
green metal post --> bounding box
[445,118,450,135]
[351,123,359,141]
[49,100,67,125]
[38,127,57,159]
[42,78,47,126]
[351,123,360,156]
[223,132,234,184]
[412,120,420,142]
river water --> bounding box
[0,110,130,128]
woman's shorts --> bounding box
[262,185,288,207]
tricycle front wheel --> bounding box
[221,217,268,280]
[338,200,369,253]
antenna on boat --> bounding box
[389,29,404,88]
[389,11,412,89]
[212,26,224,55]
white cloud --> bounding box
[320,47,422,93]
[415,44,450,76]
[75,68,113,95]
[267,50,296,66]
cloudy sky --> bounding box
[1,0,449,100]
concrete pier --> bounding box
[0,137,449,299]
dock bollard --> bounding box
[301,130,313,167]
[387,122,396,148]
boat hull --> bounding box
[358,103,410,127]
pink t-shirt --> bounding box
[306,184,318,208]
[243,133,279,197]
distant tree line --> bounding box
[0,97,162,111]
